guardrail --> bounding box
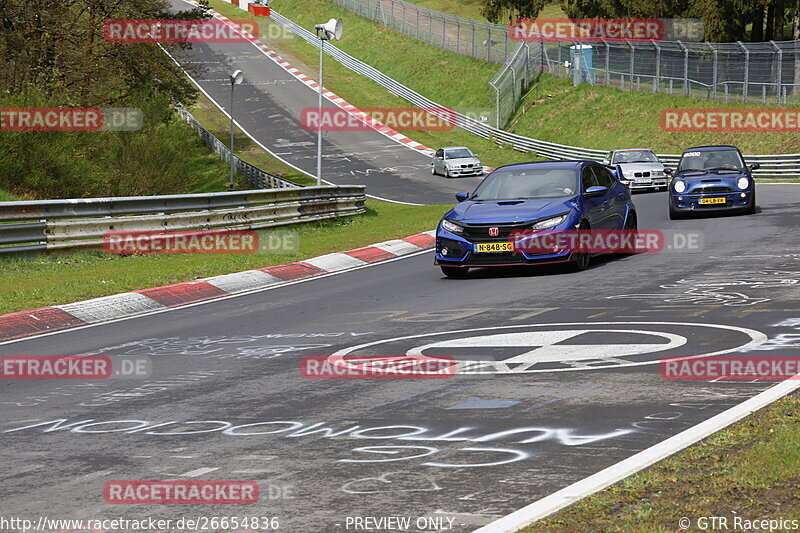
[264,10,799,179]
[0,186,366,257]
[177,107,300,189]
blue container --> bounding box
[569,45,595,85]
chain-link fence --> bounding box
[329,0,514,63]
[489,42,543,128]
[545,40,800,104]
[329,0,800,126]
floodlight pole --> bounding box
[229,76,236,191]
[317,38,324,187]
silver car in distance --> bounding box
[431,146,484,178]
[604,148,668,191]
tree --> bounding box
[480,0,549,24]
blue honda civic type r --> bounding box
[435,160,637,278]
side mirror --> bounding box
[664,167,674,175]
[455,192,469,202]
[750,163,760,171]
[584,186,609,197]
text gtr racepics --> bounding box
[435,161,637,278]
[669,145,758,219]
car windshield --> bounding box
[612,150,658,164]
[445,148,473,159]
[678,149,745,172]
[470,168,578,200]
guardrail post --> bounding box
[652,40,660,92]
[456,19,460,53]
[603,40,610,85]
[442,14,446,47]
[487,26,492,61]
[627,40,634,89]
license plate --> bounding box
[636,179,651,183]
[699,197,726,205]
[475,242,513,253]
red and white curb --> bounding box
[191,1,493,173]
[0,231,435,342]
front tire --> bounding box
[569,222,591,271]
[431,165,437,176]
[440,266,469,278]
[745,190,756,214]
[668,199,684,220]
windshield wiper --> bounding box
[705,167,740,172]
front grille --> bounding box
[633,171,651,178]
[462,221,530,242]
[465,253,528,265]
[690,186,733,194]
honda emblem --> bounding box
[488,227,499,237]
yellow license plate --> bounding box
[476,242,513,253]
[699,197,726,205]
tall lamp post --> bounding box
[229,69,244,191]
[313,18,343,187]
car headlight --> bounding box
[441,219,464,234]
[531,214,567,230]
[737,177,749,190]
[652,170,665,177]
[673,180,686,193]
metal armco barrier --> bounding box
[267,10,800,179]
[0,186,366,257]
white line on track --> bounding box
[473,376,800,532]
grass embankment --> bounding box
[0,92,245,199]
[524,391,800,532]
[409,0,565,21]
[0,200,446,315]
[209,0,800,158]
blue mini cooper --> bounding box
[669,145,758,219]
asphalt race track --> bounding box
[166,0,485,204]
[2,186,799,531]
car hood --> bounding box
[446,197,575,224]
[445,157,481,165]
[674,169,747,184]
[617,162,664,175]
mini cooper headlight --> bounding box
[531,214,568,230]
[441,219,464,234]
[673,180,686,193]
[737,177,749,190]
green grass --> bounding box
[0,189,24,201]
[523,392,800,532]
[408,0,565,22]
[209,0,800,159]
[0,199,446,314]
